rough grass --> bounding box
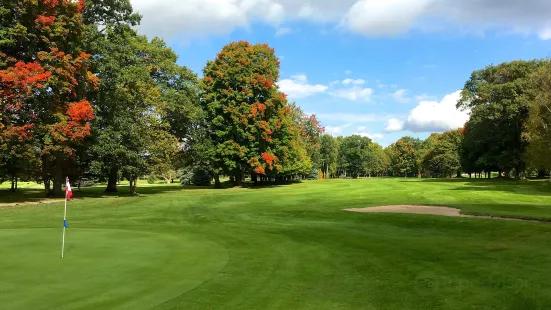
[1,178,551,309]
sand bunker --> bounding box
[344,205,546,223]
[0,199,65,208]
[345,205,463,217]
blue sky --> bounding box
[131,0,551,146]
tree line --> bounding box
[2,1,551,196]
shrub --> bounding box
[192,168,212,186]
[307,168,319,180]
[180,167,212,186]
[147,176,157,184]
[180,169,193,185]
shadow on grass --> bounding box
[0,184,188,204]
[400,178,551,197]
[240,180,303,190]
[0,180,305,204]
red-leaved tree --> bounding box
[0,0,97,195]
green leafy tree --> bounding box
[524,61,551,178]
[201,41,293,186]
[458,60,544,179]
[388,137,422,177]
[339,135,372,178]
[320,134,339,178]
[86,22,198,194]
[422,130,463,178]
[365,143,389,177]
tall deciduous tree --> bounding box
[201,41,292,186]
[524,61,551,178]
[1,0,97,195]
[87,25,198,194]
[388,137,422,177]
[339,135,372,178]
[458,60,544,179]
[422,129,463,178]
[320,134,339,178]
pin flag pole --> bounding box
[61,177,68,259]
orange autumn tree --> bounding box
[202,41,298,186]
[0,0,97,195]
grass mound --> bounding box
[0,228,228,309]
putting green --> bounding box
[0,228,228,309]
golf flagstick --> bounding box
[61,177,72,258]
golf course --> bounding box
[1,178,551,309]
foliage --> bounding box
[422,129,463,178]
[1,0,97,195]
[388,136,423,177]
[147,175,157,184]
[365,143,390,177]
[319,134,339,178]
[86,21,198,193]
[180,166,212,186]
[200,41,300,185]
[338,135,372,178]
[524,61,551,175]
[458,60,545,178]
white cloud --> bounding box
[275,27,292,36]
[318,113,386,123]
[330,87,373,101]
[355,132,384,140]
[292,74,307,83]
[539,26,551,40]
[406,91,469,132]
[343,0,432,36]
[342,78,366,85]
[357,126,366,131]
[326,124,352,136]
[131,0,551,40]
[277,74,328,99]
[391,89,411,103]
[414,94,434,101]
[385,91,470,133]
[329,80,340,86]
[345,70,353,75]
[385,118,406,132]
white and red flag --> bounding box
[65,177,72,200]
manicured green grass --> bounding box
[1,178,551,309]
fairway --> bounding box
[2,178,551,309]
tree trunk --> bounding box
[53,160,63,197]
[10,174,16,192]
[234,170,243,186]
[456,171,461,178]
[252,173,258,185]
[43,177,51,195]
[129,179,137,196]
[214,175,222,189]
[105,167,119,193]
